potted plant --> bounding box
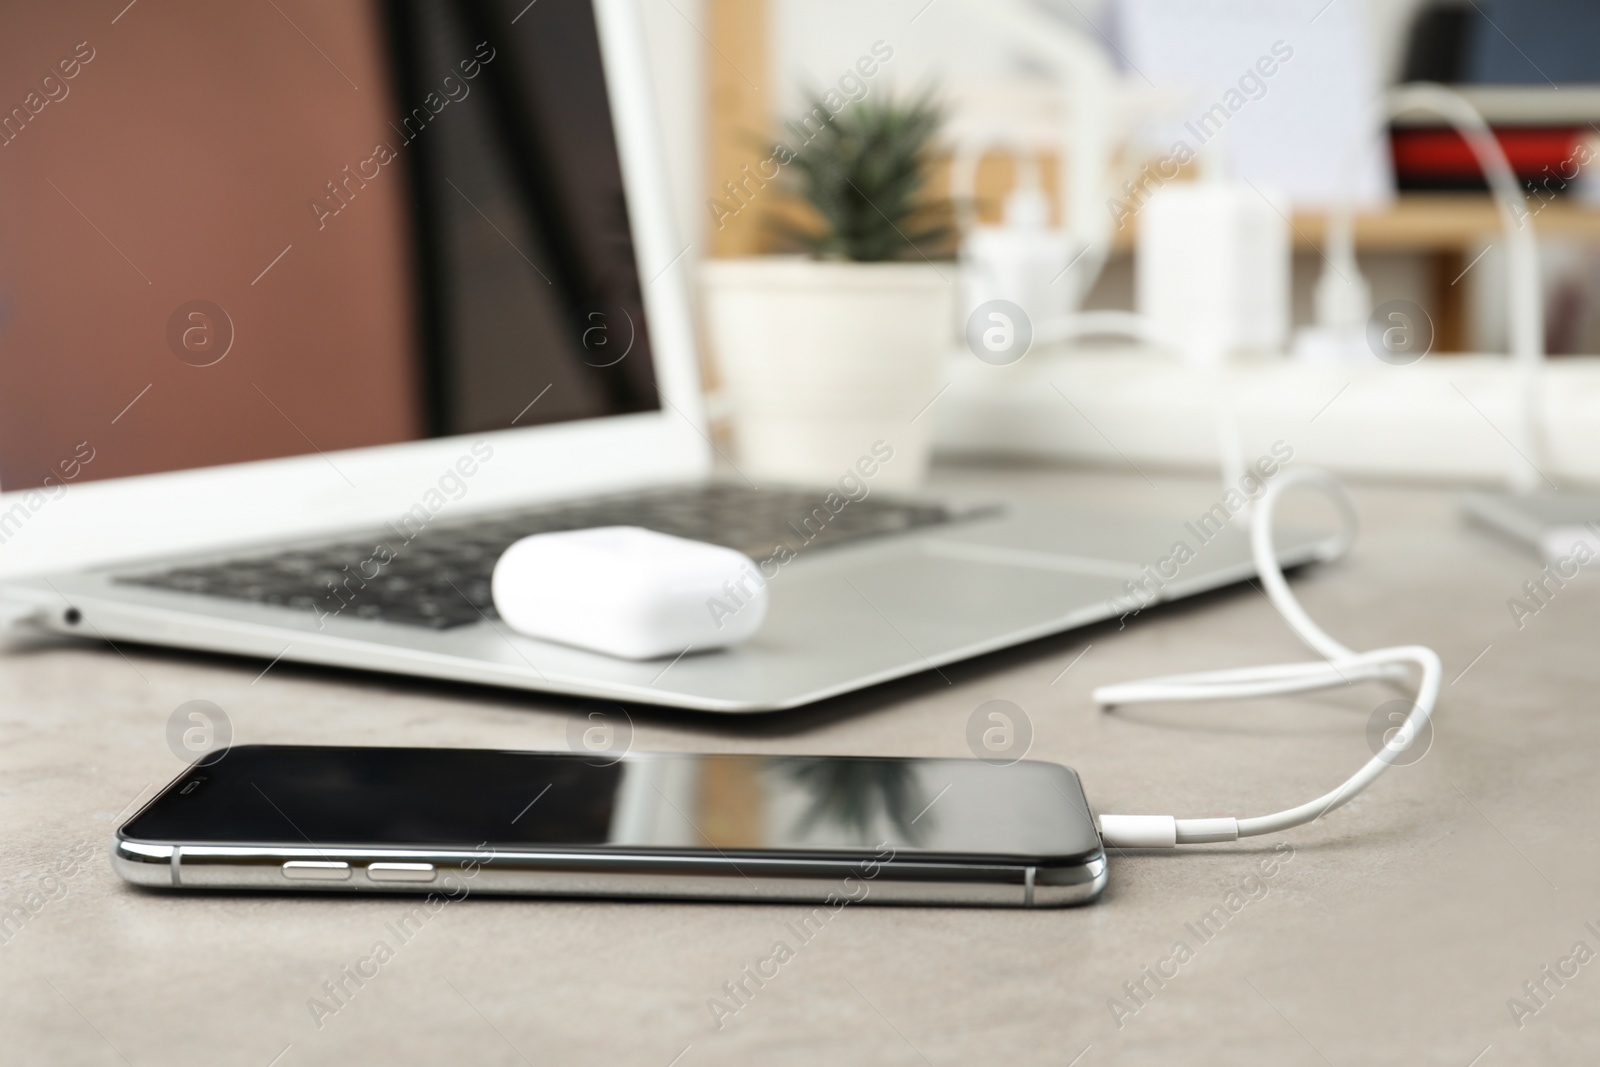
[700,93,955,489]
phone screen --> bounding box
[122,746,1100,861]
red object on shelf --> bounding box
[1390,126,1588,180]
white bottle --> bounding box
[959,155,1082,330]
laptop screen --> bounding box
[0,0,658,494]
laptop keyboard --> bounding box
[114,484,969,630]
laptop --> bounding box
[1463,491,1600,562]
[0,0,1325,712]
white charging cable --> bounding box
[1314,83,1545,489]
[1094,466,1441,847]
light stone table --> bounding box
[1,463,1596,1066]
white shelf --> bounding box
[933,346,1600,486]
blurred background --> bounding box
[692,0,1600,345]
[681,0,1600,488]
[6,0,1600,496]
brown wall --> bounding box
[0,0,419,491]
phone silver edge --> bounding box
[111,838,1107,908]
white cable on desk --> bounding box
[1095,466,1442,848]
[1315,83,1545,490]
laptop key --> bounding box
[113,484,979,629]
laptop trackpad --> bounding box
[922,503,1258,580]
[765,547,1132,660]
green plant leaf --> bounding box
[769,89,954,263]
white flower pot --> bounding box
[700,257,953,489]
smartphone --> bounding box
[114,746,1106,907]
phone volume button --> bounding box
[282,861,352,881]
[366,862,436,883]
